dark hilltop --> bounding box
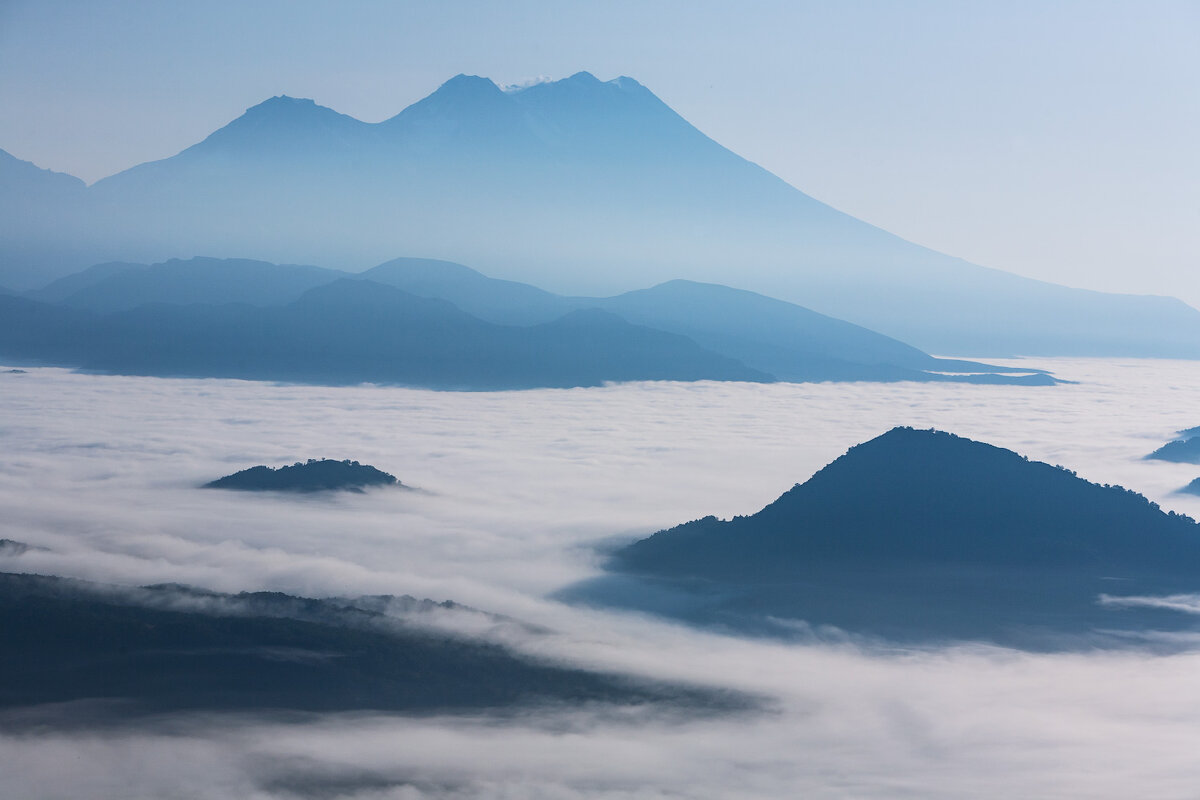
[572,427,1200,647]
[1146,429,1200,464]
[205,458,400,493]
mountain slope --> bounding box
[204,459,400,492]
[36,257,348,313]
[584,428,1200,645]
[3,75,1198,356]
[0,572,733,717]
[1147,431,1200,464]
[357,258,1053,384]
[29,256,1051,385]
[0,281,769,389]
[361,257,567,325]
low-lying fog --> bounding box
[3,358,1200,798]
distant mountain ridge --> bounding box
[2,71,1198,357]
[5,256,1054,387]
[29,257,347,312]
[0,277,770,389]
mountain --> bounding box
[360,257,568,326]
[358,258,1052,384]
[26,257,347,312]
[26,256,1054,385]
[1147,427,1200,464]
[24,261,148,304]
[2,75,1197,357]
[577,428,1200,646]
[205,459,400,492]
[1147,437,1200,465]
[591,279,1051,384]
[0,280,769,389]
[0,149,92,289]
[0,572,735,718]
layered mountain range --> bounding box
[3,72,1198,357]
[0,256,1052,388]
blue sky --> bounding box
[1,0,1197,305]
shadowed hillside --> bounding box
[1147,430,1200,464]
[32,255,1052,386]
[359,258,1054,385]
[572,428,1200,646]
[0,573,745,720]
[204,459,399,493]
[0,280,768,389]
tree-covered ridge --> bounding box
[583,428,1200,645]
[1146,435,1200,465]
[205,458,399,492]
[0,572,742,717]
[618,427,1200,578]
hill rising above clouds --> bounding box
[2,72,1199,357]
[204,459,400,493]
[581,428,1200,646]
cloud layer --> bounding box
[3,358,1200,798]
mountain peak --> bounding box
[259,94,314,106]
[239,94,328,119]
[0,148,86,190]
[433,73,504,97]
[610,75,644,91]
[187,95,368,156]
[602,427,1200,643]
[565,70,601,84]
[622,426,1200,575]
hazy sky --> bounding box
[1,0,1197,305]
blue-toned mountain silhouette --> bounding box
[6,256,1054,386]
[1147,428,1200,465]
[204,459,400,492]
[2,72,1198,357]
[569,428,1200,647]
[0,572,739,719]
[0,279,768,389]
[362,257,1054,384]
[27,257,347,312]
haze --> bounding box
[2,1,1198,305]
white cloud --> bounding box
[3,358,1200,797]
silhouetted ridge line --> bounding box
[572,427,1200,646]
[0,572,747,719]
[2,73,1197,358]
[1147,435,1200,465]
[204,459,399,493]
[618,427,1199,575]
[0,278,770,389]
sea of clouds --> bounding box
[3,358,1200,798]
